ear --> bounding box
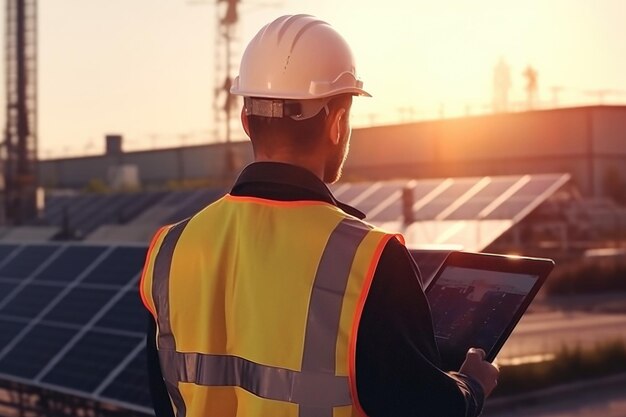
[328,107,346,146]
[241,107,251,138]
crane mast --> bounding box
[2,0,38,225]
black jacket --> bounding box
[146,162,484,417]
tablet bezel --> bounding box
[424,251,554,367]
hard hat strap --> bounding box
[244,98,302,118]
[244,97,330,120]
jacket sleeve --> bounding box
[356,238,485,417]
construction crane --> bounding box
[1,0,38,225]
[190,0,280,182]
[215,0,240,180]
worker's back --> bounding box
[141,194,395,416]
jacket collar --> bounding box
[231,162,366,220]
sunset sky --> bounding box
[1,0,625,157]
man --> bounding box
[141,14,499,417]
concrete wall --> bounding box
[38,106,626,198]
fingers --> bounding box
[460,348,500,397]
[467,348,486,361]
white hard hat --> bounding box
[231,14,370,119]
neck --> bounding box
[254,151,325,182]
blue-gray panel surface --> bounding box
[43,287,118,325]
[0,324,76,378]
[34,246,107,283]
[41,330,142,392]
[100,347,152,408]
[0,245,59,278]
[94,290,146,333]
[82,247,147,286]
[0,284,64,319]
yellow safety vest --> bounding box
[140,194,401,417]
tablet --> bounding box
[410,250,554,371]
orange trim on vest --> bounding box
[347,234,402,416]
[224,193,337,208]
[139,225,169,317]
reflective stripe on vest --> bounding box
[152,217,370,417]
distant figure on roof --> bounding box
[523,65,539,110]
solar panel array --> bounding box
[33,174,568,247]
[331,173,570,251]
[39,188,225,238]
[0,243,151,414]
[331,173,569,223]
[0,173,571,414]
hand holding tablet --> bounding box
[459,348,500,397]
[410,250,554,371]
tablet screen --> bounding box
[427,266,539,370]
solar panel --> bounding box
[0,245,60,278]
[166,189,225,223]
[334,183,372,204]
[339,174,570,251]
[43,288,118,325]
[431,179,477,201]
[485,199,534,220]
[411,180,442,200]
[369,203,402,222]
[0,244,18,264]
[353,183,404,214]
[473,177,520,199]
[100,347,152,408]
[0,284,65,319]
[0,281,18,304]
[41,330,142,392]
[510,175,561,198]
[0,318,25,349]
[445,201,492,220]
[120,191,168,223]
[82,247,147,286]
[34,246,107,283]
[0,324,76,378]
[414,200,452,219]
[95,290,147,333]
[0,242,152,414]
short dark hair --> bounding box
[246,95,351,154]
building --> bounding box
[39,105,626,200]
